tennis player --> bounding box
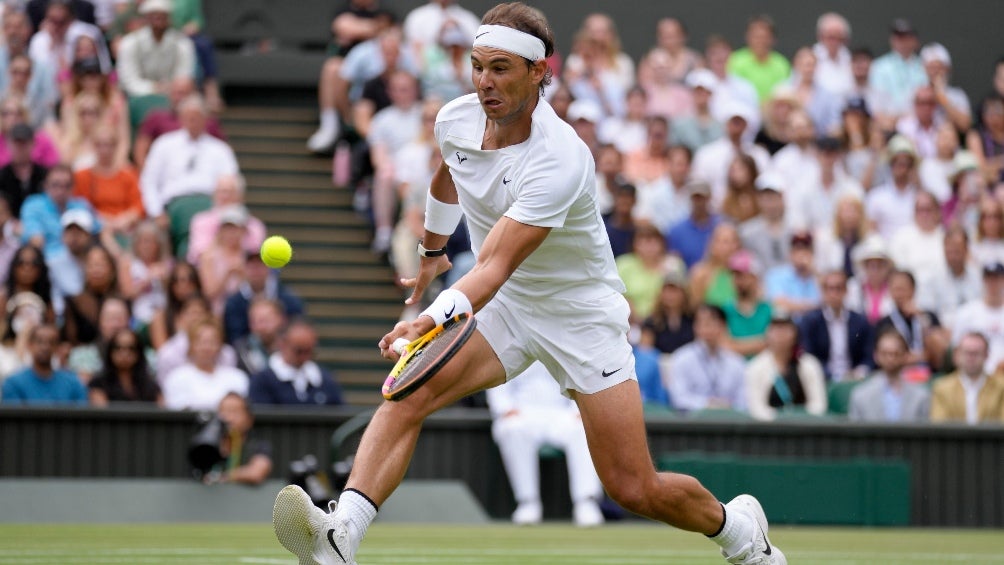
[273,3,785,564]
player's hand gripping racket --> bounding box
[383,313,477,401]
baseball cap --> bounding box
[218,204,249,227]
[983,262,1004,277]
[8,123,34,142]
[728,250,761,276]
[722,100,754,124]
[886,134,918,160]
[684,69,717,92]
[685,180,712,198]
[843,95,870,116]
[920,43,951,66]
[60,209,94,232]
[139,0,172,14]
[662,269,688,289]
[754,172,784,192]
[567,100,602,124]
[952,150,979,177]
[440,26,470,47]
[890,18,915,35]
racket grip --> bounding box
[392,338,410,355]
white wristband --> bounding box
[424,193,463,236]
[420,288,473,327]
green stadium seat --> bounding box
[687,408,752,421]
[128,94,170,132]
[166,194,213,258]
[827,380,863,415]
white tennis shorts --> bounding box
[477,287,637,396]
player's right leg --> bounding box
[273,330,506,565]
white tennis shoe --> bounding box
[721,494,787,565]
[273,485,357,565]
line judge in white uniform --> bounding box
[272,4,786,565]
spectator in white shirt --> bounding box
[740,172,791,272]
[367,70,422,254]
[634,145,692,234]
[771,109,819,189]
[889,191,946,284]
[952,262,1004,375]
[811,13,853,97]
[745,313,827,421]
[896,86,943,160]
[847,48,895,132]
[789,136,864,233]
[919,43,971,134]
[28,1,111,77]
[691,101,769,206]
[401,0,480,62]
[917,122,959,203]
[866,135,919,239]
[115,0,195,99]
[916,226,983,330]
[598,86,647,155]
[702,35,759,132]
[140,94,238,254]
[163,316,248,411]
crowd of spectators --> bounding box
[1,1,1002,428]
[312,1,1004,425]
[0,0,343,413]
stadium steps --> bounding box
[222,104,402,406]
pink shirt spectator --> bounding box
[139,109,225,143]
[0,131,61,168]
[186,209,267,265]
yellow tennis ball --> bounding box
[260,236,292,268]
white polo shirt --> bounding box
[434,94,624,300]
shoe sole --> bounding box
[273,485,321,565]
[732,494,787,565]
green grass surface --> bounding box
[1,523,1003,564]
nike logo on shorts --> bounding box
[601,368,622,378]
[326,529,348,562]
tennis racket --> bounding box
[382,313,477,401]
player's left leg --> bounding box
[574,380,786,564]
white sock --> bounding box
[336,489,378,545]
[320,109,339,131]
[709,504,755,557]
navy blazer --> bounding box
[799,308,873,381]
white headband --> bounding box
[472,24,545,62]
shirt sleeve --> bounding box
[116,34,157,96]
[19,197,45,242]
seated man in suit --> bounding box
[799,270,873,381]
[930,332,1004,424]
[849,330,930,422]
[249,320,343,407]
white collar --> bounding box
[268,353,322,395]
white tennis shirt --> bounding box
[435,94,625,300]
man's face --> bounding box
[471,47,544,125]
[985,273,1004,302]
[217,395,252,434]
[890,32,917,57]
[746,22,773,54]
[180,106,206,137]
[9,138,33,164]
[888,274,914,307]
[668,149,691,183]
[45,172,74,206]
[790,246,814,273]
[943,235,967,271]
[245,256,270,290]
[954,335,988,377]
[913,88,937,124]
[705,45,730,75]
[249,304,283,343]
[694,309,724,345]
[388,73,418,108]
[3,13,30,50]
[732,270,757,296]
[726,116,747,140]
[281,326,317,369]
[851,54,871,82]
[757,190,784,220]
[29,327,57,367]
[46,6,72,40]
[821,273,847,310]
[62,225,91,255]
[874,335,907,374]
[890,154,915,184]
[818,20,847,56]
[147,11,171,34]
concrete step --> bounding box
[225,122,316,139]
[254,207,360,226]
[230,139,316,156]
[268,246,385,266]
[245,173,336,190]
[342,389,384,406]
[277,226,371,245]
[307,301,404,321]
[238,155,331,174]
[223,106,316,123]
[246,190,350,208]
[283,264,392,282]
[291,282,401,302]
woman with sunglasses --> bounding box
[88,327,161,406]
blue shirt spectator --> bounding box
[667,304,747,411]
[20,166,98,261]
[764,233,822,320]
[1,324,86,404]
[667,216,721,269]
[868,20,928,116]
[223,254,304,344]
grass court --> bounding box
[2,523,1003,564]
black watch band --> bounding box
[417,242,448,257]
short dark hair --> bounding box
[481,2,555,95]
[696,303,727,325]
[747,14,775,34]
[876,329,909,352]
[890,269,916,290]
[850,46,874,59]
